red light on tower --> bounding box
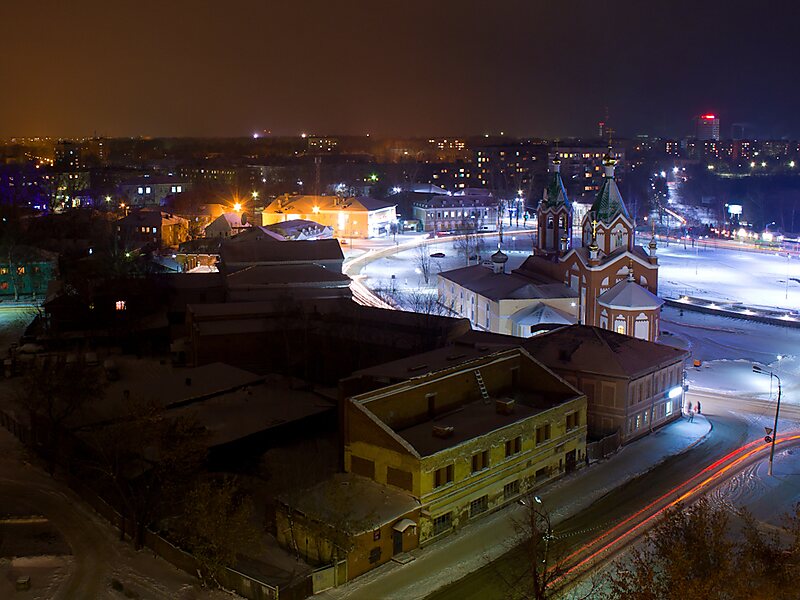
[702,114,716,120]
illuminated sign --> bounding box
[727,204,742,216]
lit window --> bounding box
[145,186,151,194]
[176,185,182,192]
[16,266,25,275]
[115,300,127,311]
[152,227,157,233]
[137,187,144,194]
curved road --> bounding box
[429,394,789,600]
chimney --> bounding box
[495,399,515,415]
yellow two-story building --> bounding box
[344,347,587,545]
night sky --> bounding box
[2,0,799,139]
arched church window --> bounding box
[547,217,554,229]
[634,313,649,340]
[615,315,626,335]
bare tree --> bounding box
[18,358,106,474]
[413,245,432,285]
[453,228,486,266]
[496,490,599,600]
[87,398,208,548]
[178,475,262,587]
[605,499,800,600]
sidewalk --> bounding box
[318,414,712,600]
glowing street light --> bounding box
[251,191,259,200]
[233,202,242,212]
[752,364,782,476]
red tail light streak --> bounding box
[553,433,800,587]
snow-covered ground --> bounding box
[657,241,800,310]
[660,306,800,405]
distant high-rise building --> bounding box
[695,114,720,141]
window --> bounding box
[471,450,490,473]
[434,464,454,488]
[145,186,151,194]
[152,227,157,233]
[176,185,182,193]
[535,424,551,445]
[16,266,25,275]
[137,186,144,194]
[470,495,488,517]
[351,455,375,479]
[368,547,382,564]
[387,467,412,491]
[0,282,7,290]
[0,267,7,275]
[566,412,580,431]
[504,480,520,500]
[665,400,673,416]
[505,437,522,457]
[373,528,381,541]
[115,300,126,311]
[433,512,452,536]
[32,266,40,274]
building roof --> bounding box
[597,278,664,310]
[510,303,575,327]
[353,196,397,212]
[264,194,396,214]
[219,238,344,266]
[439,265,576,301]
[264,219,333,240]
[523,325,688,379]
[167,373,334,447]
[280,473,419,535]
[351,348,583,457]
[118,210,186,228]
[226,264,350,286]
[352,342,515,382]
[590,168,629,223]
[227,227,285,243]
[219,212,251,229]
[541,169,570,210]
[396,183,449,195]
[120,175,187,186]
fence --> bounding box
[586,429,621,462]
[0,408,290,600]
[311,560,347,594]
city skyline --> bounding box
[3,0,800,139]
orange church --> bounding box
[514,151,663,342]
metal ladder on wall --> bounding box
[474,370,490,403]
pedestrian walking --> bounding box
[688,409,695,423]
[696,401,701,415]
[686,401,693,415]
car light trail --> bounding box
[552,433,800,587]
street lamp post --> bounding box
[752,364,782,476]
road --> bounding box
[428,391,793,600]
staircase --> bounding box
[474,370,490,403]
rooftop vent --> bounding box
[496,398,515,415]
[433,425,454,439]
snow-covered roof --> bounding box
[439,265,576,301]
[524,325,688,378]
[597,278,664,310]
[511,303,575,327]
[280,473,419,535]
